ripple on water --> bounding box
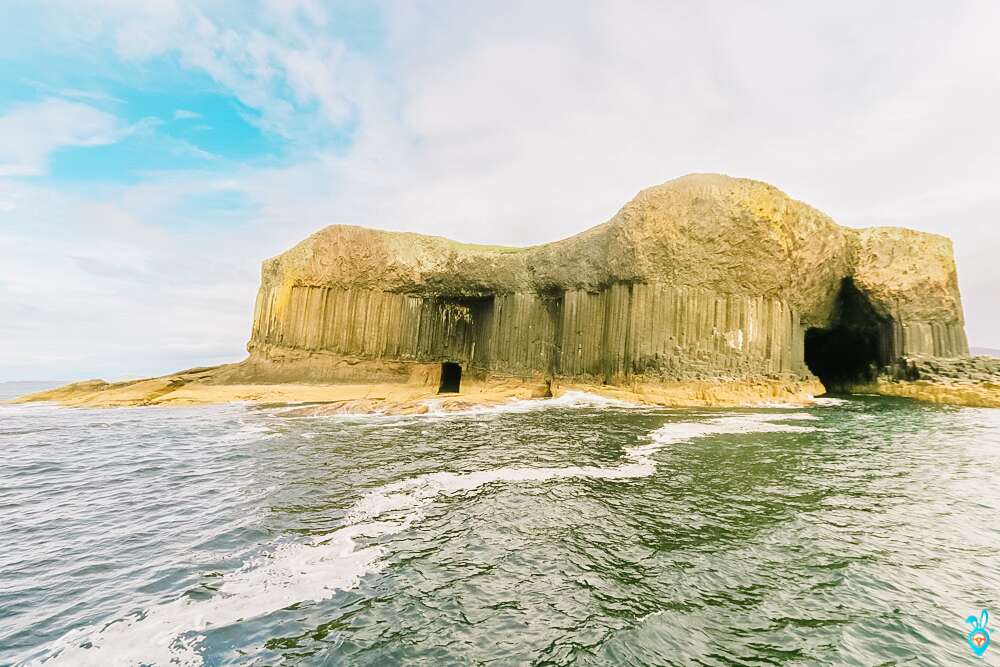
[0,395,997,665]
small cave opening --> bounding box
[804,278,887,392]
[438,362,462,393]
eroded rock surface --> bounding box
[849,355,1000,408]
[15,173,987,409]
[246,173,968,393]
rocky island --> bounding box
[17,174,1000,411]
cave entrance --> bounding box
[804,278,887,392]
[438,362,462,393]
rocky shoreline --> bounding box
[11,175,995,413]
[11,363,1000,411]
[852,354,1000,408]
[10,365,825,412]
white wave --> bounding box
[813,396,849,406]
[30,411,815,666]
[521,390,641,409]
[739,400,805,408]
[282,390,645,422]
[417,390,642,418]
[215,420,276,445]
[27,524,395,667]
[350,413,816,522]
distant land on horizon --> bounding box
[0,380,68,388]
[972,347,1000,357]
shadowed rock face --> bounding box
[245,173,968,389]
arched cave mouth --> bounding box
[804,278,887,392]
[438,362,462,393]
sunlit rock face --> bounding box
[245,173,968,389]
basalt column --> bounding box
[242,174,971,390]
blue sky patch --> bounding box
[2,40,361,184]
[47,87,288,184]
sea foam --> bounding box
[29,410,815,666]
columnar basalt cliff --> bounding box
[236,174,968,393]
[19,173,986,410]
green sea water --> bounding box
[1,386,998,665]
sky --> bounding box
[1,0,998,381]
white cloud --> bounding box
[173,108,201,120]
[0,176,262,380]
[22,80,126,104]
[3,0,1000,381]
[60,1,357,138]
[0,99,121,176]
[239,0,1000,345]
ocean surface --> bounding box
[2,382,999,666]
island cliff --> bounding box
[18,173,997,411]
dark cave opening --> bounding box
[804,327,880,391]
[803,278,887,392]
[438,362,462,393]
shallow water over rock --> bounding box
[2,387,998,665]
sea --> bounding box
[1,381,998,666]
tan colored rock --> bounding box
[245,173,968,388]
[13,173,981,410]
[852,380,1000,408]
[10,374,823,411]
